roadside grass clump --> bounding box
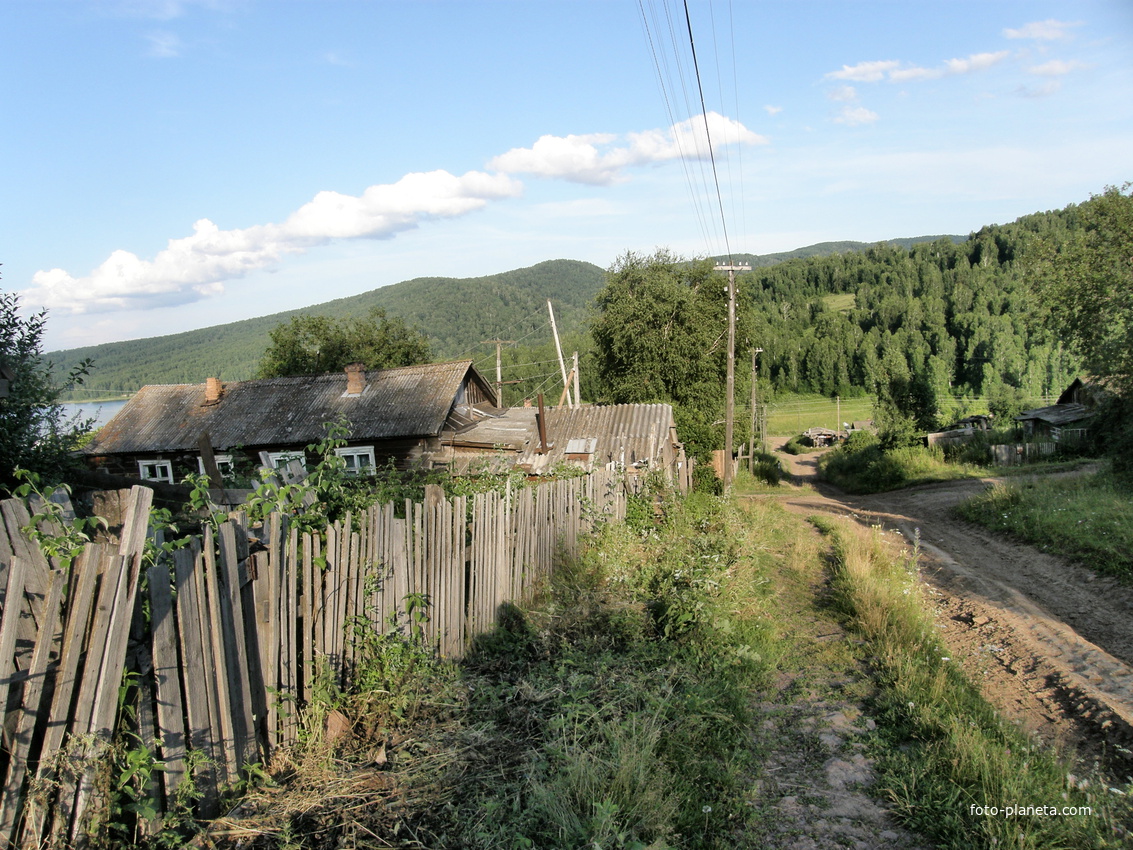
[780,434,817,455]
[818,431,984,494]
[955,469,1133,580]
[815,516,1133,849]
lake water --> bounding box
[59,399,129,428]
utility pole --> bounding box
[714,262,751,490]
[572,351,581,406]
[749,347,763,463]
[547,300,573,408]
[482,338,514,406]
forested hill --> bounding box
[717,235,965,269]
[49,239,957,398]
[741,214,1082,405]
[49,259,606,398]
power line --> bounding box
[682,0,732,264]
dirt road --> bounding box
[769,444,1133,773]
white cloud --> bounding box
[1029,59,1088,76]
[944,51,1010,75]
[826,60,900,82]
[488,113,767,185]
[22,170,522,314]
[834,106,879,126]
[24,115,764,315]
[827,85,858,102]
[1004,19,1080,40]
[764,105,783,116]
[832,51,1009,85]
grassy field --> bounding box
[762,393,1065,438]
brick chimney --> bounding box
[344,362,366,396]
[204,377,223,405]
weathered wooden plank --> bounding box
[0,568,61,844]
[202,528,237,782]
[250,550,276,747]
[148,564,187,796]
[0,555,29,748]
[22,545,102,846]
[342,529,358,674]
[50,547,119,845]
[322,523,338,673]
[301,532,314,707]
[171,546,220,817]
[284,525,299,742]
[0,500,50,665]
[70,550,139,843]
[216,523,256,770]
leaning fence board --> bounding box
[0,555,29,746]
[0,569,62,845]
[21,545,102,846]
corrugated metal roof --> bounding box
[447,403,678,475]
[87,360,492,455]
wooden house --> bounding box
[434,402,689,490]
[1014,378,1105,444]
[84,360,498,484]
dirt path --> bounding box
[768,442,1133,775]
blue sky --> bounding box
[4,0,1132,352]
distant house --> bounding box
[802,427,842,447]
[1014,378,1105,444]
[84,360,499,484]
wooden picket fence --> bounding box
[990,441,1059,465]
[0,469,632,847]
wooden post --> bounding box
[548,300,572,408]
[714,263,750,491]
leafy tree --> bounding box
[1029,184,1133,396]
[591,250,749,459]
[257,307,431,378]
[1,286,92,494]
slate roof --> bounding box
[87,360,494,455]
[1014,403,1094,427]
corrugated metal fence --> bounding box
[0,469,630,847]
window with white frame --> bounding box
[335,445,376,475]
[266,450,307,471]
[138,459,174,483]
[197,454,235,479]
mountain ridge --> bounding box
[49,237,962,398]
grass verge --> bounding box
[954,469,1133,580]
[814,514,1133,848]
